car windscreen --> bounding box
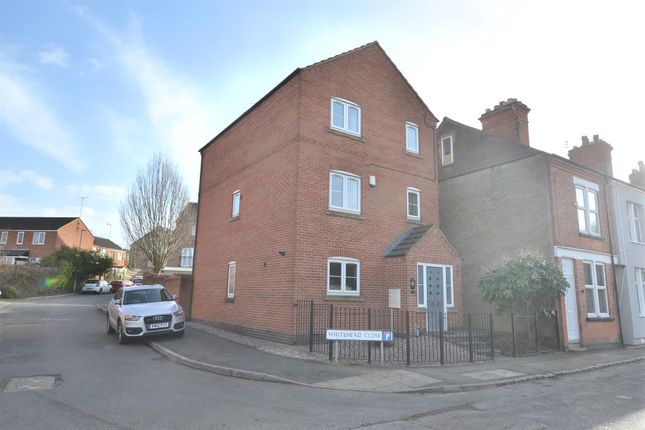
[123,289,172,305]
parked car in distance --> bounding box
[132,276,143,286]
[107,285,185,344]
[82,279,110,295]
[109,280,133,293]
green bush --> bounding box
[1,286,18,299]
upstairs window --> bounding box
[16,231,24,245]
[329,171,361,214]
[0,231,7,244]
[327,257,360,296]
[232,190,241,218]
[32,232,46,245]
[627,201,643,243]
[180,248,194,268]
[636,268,645,315]
[191,225,196,236]
[227,261,236,298]
[584,261,609,318]
[441,135,453,166]
[405,122,419,154]
[330,98,361,136]
[575,178,600,236]
[406,187,421,220]
[117,252,122,261]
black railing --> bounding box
[495,312,561,357]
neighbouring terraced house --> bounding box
[192,42,463,342]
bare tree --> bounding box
[120,153,190,275]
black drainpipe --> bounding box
[603,177,624,348]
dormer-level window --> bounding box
[330,98,361,136]
[441,135,453,165]
[574,177,600,236]
[406,123,419,154]
[232,190,241,218]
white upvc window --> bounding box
[232,190,241,218]
[416,264,454,309]
[191,225,196,236]
[441,135,453,166]
[330,98,361,136]
[329,171,361,214]
[117,252,122,261]
[100,249,106,257]
[445,266,454,307]
[0,231,7,244]
[32,231,46,245]
[180,248,194,268]
[636,268,645,316]
[575,180,600,236]
[406,187,421,220]
[327,257,360,296]
[583,261,609,318]
[16,231,24,245]
[627,201,643,243]
[227,261,236,298]
[405,122,419,154]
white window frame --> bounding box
[329,171,361,214]
[117,252,122,261]
[574,177,601,236]
[627,201,643,243]
[0,231,7,244]
[16,231,24,245]
[227,261,236,298]
[326,257,360,296]
[636,268,645,316]
[330,98,361,136]
[441,135,454,166]
[180,248,194,268]
[416,264,454,309]
[583,261,610,318]
[191,225,196,237]
[32,231,46,245]
[406,187,421,220]
[405,122,419,154]
[232,190,240,218]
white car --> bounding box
[107,285,185,344]
[82,279,110,295]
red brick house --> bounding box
[193,42,462,342]
[0,217,94,264]
[93,237,127,268]
[437,99,621,349]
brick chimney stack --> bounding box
[629,160,645,188]
[568,134,614,176]
[479,98,531,146]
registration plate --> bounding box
[148,322,169,329]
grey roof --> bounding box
[384,224,433,258]
[93,237,122,251]
[0,217,77,231]
[437,117,543,180]
[0,249,30,257]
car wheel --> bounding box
[97,288,102,295]
[117,321,128,345]
[107,314,115,334]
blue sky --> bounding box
[1,0,644,248]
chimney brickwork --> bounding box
[629,160,645,188]
[568,134,614,176]
[479,98,531,146]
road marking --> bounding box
[4,376,57,393]
[8,303,96,308]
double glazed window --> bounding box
[627,201,643,243]
[405,123,419,154]
[329,171,360,214]
[0,231,6,244]
[407,188,420,220]
[232,190,241,218]
[584,261,609,318]
[227,262,236,299]
[441,135,453,166]
[636,268,645,315]
[16,231,24,245]
[180,248,194,268]
[575,179,600,236]
[327,258,360,296]
[32,232,46,245]
[330,98,361,136]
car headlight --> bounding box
[173,309,184,317]
[124,314,141,321]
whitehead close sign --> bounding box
[326,330,394,342]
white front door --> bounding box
[562,258,580,342]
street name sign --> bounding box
[326,330,393,342]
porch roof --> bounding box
[383,224,433,258]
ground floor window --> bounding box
[636,268,645,315]
[584,261,609,318]
[327,257,360,296]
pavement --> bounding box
[95,302,645,394]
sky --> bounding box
[1,0,644,248]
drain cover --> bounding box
[4,376,56,392]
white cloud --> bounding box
[0,194,26,215]
[37,42,70,67]
[67,184,126,201]
[0,60,84,172]
[0,170,54,190]
[87,57,104,72]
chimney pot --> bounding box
[581,136,589,146]
[593,134,600,143]
[639,160,644,170]
[569,134,613,176]
[479,98,531,146]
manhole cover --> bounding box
[4,376,57,393]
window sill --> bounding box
[327,210,364,220]
[630,240,645,246]
[586,317,614,322]
[324,295,364,302]
[328,128,365,142]
[404,150,422,159]
[225,297,235,303]
[406,218,422,224]
[229,216,240,223]
[578,233,604,241]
